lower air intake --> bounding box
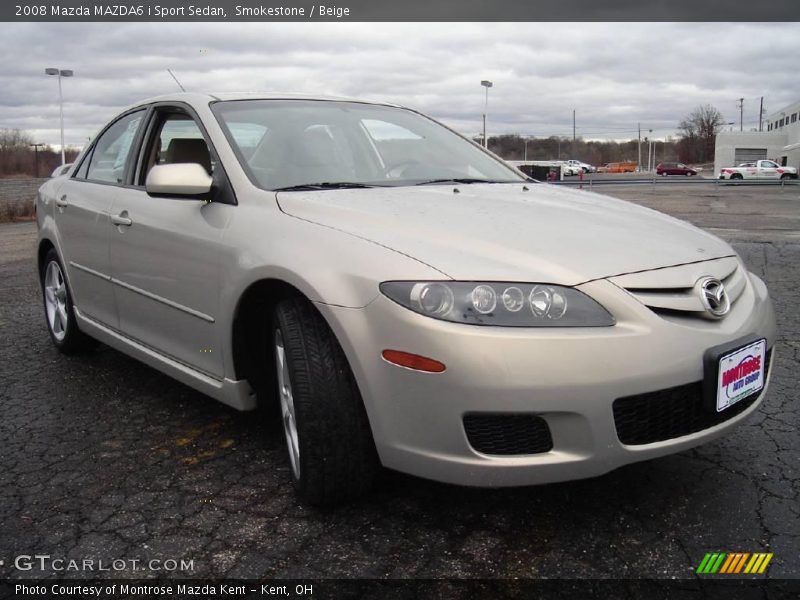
[463,413,553,455]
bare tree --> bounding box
[0,128,79,178]
[677,104,725,163]
[0,128,33,151]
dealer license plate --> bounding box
[715,339,766,412]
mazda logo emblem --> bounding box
[697,277,730,318]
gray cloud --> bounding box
[1,22,798,148]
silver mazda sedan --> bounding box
[36,93,776,504]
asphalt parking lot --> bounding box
[0,183,798,580]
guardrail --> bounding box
[551,177,800,188]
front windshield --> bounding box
[211,99,525,190]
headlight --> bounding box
[380,281,615,327]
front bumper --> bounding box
[316,272,776,487]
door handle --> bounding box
[110,213,133,227]
[55,195,68,208]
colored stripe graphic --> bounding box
[710,553,726,573]
[696,553,713,574]
[719,553,736,574]
[697,552,773,574]
[758,553,773,574]
[733,553,750,573]
[744,553,774,574]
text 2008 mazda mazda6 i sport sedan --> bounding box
[36,93,776,504]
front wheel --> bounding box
[40,249,95,354]
[780,173,792,180]
[273,297,378,505]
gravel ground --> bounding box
[0,183,798,580]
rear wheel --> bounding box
[40,249,95,353]
[731,173,744,180]
[273,297,378,505]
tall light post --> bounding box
[480,80,493,148]
[45,67,74,165]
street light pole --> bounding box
[480,80,493,148]
[45,67,74,165]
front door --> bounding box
[108,109,229,378]
[757,160,780,179]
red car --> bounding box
[656,162,698,176]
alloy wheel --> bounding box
[275,328,301,479]
[44,261,68,342]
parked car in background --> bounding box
[566,159,596,173]
[656,162,698,177]
[718,160,798,180]
[50,163,72,178]
[36,92,776,505]
[605,161,637,173]
[555,161,581,176]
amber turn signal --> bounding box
[381,349,446,373]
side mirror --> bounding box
[146,163,213,197]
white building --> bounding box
[714,100,800,175]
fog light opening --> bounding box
[381,349,446,373]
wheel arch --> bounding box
[37,238,56,276]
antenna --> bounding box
[167,69,186,92]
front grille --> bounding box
[463,413,553,455]
[613,350,772,445]
[613,256,747,320]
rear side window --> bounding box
[86,111,144,184]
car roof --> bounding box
[125,91,403,112]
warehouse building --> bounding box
[714,99,800,175]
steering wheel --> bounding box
[383,160,422,178]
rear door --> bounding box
[55,109,146,328]
[108,105,233,378]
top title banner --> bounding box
[4,0,799,22]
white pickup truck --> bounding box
[718,160,798,180]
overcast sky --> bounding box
[1,22,798,149]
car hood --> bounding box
[276,183,735,285]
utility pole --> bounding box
[637,123,642,173]
[30,143,44,178]
[737,97,744,132]
[759,96,764,131]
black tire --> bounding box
[273,297,378,505]
[731,173,744,180]
[40,248,95,354]
[780,173,791,181]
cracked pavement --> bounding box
[0,184,798,580]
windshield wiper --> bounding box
[273,182,382,191]
[414,178,510,186]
